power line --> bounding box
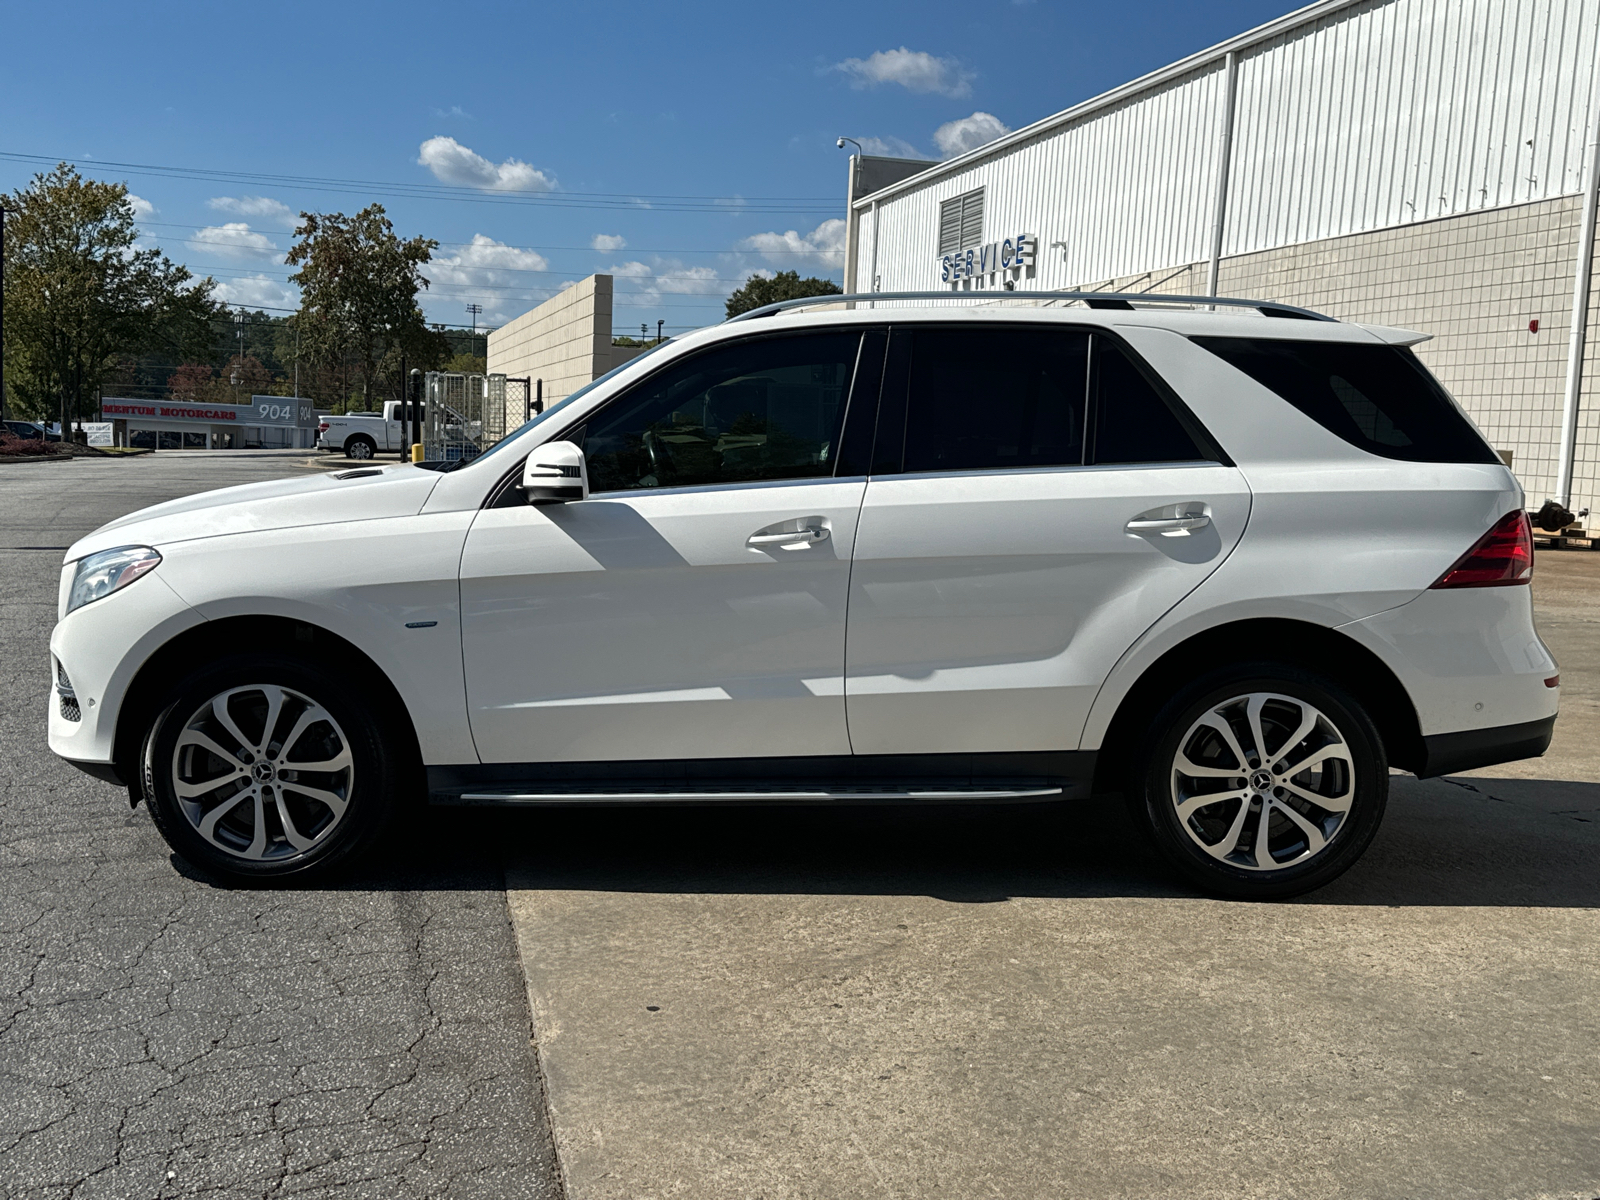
[134,219,841,256]
[0,151,839,215]
[149,243,784,286]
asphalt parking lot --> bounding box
[0,453,561,1200]
[2,452,1597,1200]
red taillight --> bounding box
[1432,510,1534,588]
[318,422,329,432]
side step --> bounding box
[426,752,1098,807]
[437,782,1064,806]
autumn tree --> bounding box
[166,363,214,402]
[724,271,842,318]
[2,164,217,426]
[286,205,445,411]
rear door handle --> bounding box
[1126,514,1211,535]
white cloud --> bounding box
[933,111,1012,158]
[591,233,627,251]
[417,136,555,192]
[740,219,848,271]
[208,195,295,223]
[607,259,725,305]
[188,223,282,261]
[431,234,550,286]
[212,274,298,310]
[859,135,926,159]
[835,48,972,97]
[127,194,155,219]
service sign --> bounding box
[939,234,1037,283]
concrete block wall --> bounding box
[1082,198,1600,520]
[1217,196,1598,518]
[487,275,617,412]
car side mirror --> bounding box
[522,440,589,504]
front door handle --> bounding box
[1126,514,1211,535]
[748,526,828,547]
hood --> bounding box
[65,464,444,562]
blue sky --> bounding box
[1,0,1299,337]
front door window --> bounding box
[579,332,861,492]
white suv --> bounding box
[46,294,1559,898]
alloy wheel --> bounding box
[1169,691,1354,872]
[169,683,355,862]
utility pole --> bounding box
[398,352,407,460]
[640,323,648,343]
[465,303,484,362]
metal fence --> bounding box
[421,372,510,461]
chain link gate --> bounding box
[421,372,511,461]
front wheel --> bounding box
[1127,664,1388,900]
[141,654,401,883]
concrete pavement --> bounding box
[505,553,1600,1200]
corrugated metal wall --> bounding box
[862,0,1600,291]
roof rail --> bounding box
[726,290,1336,324]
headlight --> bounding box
[67,546,162,614]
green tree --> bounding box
[286,205,441,411]
[724,271,842,319]
[2,164,216,426]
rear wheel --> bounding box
[346,435,376,460]
[141,654,400,883]
[1127,664,1387,899]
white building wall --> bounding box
[853,0,1600,519]
[1225,0,1600,256]
[860,0,1600,294]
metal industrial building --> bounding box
[843,0,1600,520]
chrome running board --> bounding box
[446,783,1064,806]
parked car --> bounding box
[47,293,1557,897]
[4,420,60,441]
[317,401,421,459]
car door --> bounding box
[460,328,883,765]
[844,323,1251,756]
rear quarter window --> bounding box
[1191,337,1499,465]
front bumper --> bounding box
[48,569,205,769]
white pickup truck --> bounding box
[317,402,421,460]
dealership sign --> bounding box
[939,234,1037,283]
[102,396,316,427]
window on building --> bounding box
[901,326,1088,473]
[1091,337,1207,465]
[937,189,985,256]
[579,332,861,492]
[1191,337,1499,465]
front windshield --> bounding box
[449,341,674,471]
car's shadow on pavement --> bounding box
[183,771,1598,908]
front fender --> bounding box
[152,512,480,764]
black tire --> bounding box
[140,653,401,884]
[1126,663,1387,900]
[346,435,376,461]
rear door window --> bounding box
[1090,337,1207,464]
[889,324,1218,473]
[900,325,1088,473]
[1192,337,1498,464]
